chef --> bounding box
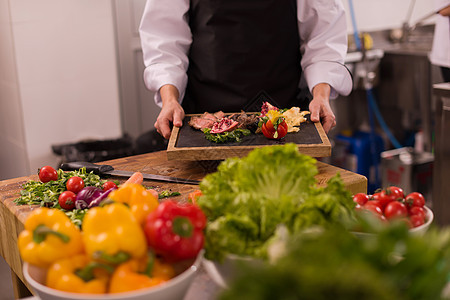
[430,0,450,82]
[139,0,353,139]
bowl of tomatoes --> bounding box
[352,187,433,236]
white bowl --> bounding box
[353,205,434,238]
[23,251,203,300]
[203,254,261,289]
[409,206,434,235]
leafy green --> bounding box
[202,128,251,143]
[197,144,355,261]
[220,223,450,300]
[64,208,89,228]
[158,190,181,199]
[14,168,106,226]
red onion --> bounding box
[88,187,116,208]
[75,186,103,209]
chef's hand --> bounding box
[155,84,185,139]
[309,83,336,134]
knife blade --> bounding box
[59,161,200,185]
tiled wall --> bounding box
[0,0,122,180]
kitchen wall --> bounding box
[0,0,122,180]
[343,0,436,33]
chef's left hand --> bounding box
[309,83,336,134]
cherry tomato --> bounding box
[261,119,288,140]
[410,214,425,228]
[353,193,369,206]
[370,192,381,201]
[102,181,117,191]
[384,201,408,220]
[66,176,85,194]
[387,186,404,200]
[38,166,58,183]
[58,191,76,210]
[363,200,383,216]
[409,206,426,219]
[405,192,426,208]
[378,188,399,211]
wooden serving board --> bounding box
[167,113,331,161]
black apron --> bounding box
[183,0,306,113]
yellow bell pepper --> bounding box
[108,183,159,226]
[46,254,112,294]
[109,252,175,293]
[18,207,83,268]
[82,203,147,264]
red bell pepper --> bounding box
[259,109,288,140]
[144,200,206,262]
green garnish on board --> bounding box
[202,128,251,143]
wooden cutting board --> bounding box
[0,150,366,298]
[167,114,331,161]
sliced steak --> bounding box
[189,111,224,130]
[188,116,216,130]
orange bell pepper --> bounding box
[109,252,175,293]
[46,254,112,294]
[108,183,159,225]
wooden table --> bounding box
[0,151,367,299]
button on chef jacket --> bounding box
[139,0,353,113]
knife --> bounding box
[59,161,200,185]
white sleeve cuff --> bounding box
[143,64,188,107]
[303,61,353,99]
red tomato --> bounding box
[410,214,425,228]
[66,176,85,194]
[58,191,76,210]
[261,119,288,140]
[409,206,426,219]
[353,193,369,206]
[384,201,408,220]
[387,186,404,200]
[38,166,58,183]
[378,188,399,210]
[370,192,381,201]
[405,192,426,208]
[363,200,383,216]
[102,181,117,191]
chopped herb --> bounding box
[159,190,181,199]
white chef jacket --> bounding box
[430,0,450,69]
[139,0,353,107]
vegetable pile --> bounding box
[353,186,429,229]
[14,166,117,226]
[14,165,181,226]
[197,143,356,261]
[18,183,206,295]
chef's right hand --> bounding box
[155,85,185,139]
